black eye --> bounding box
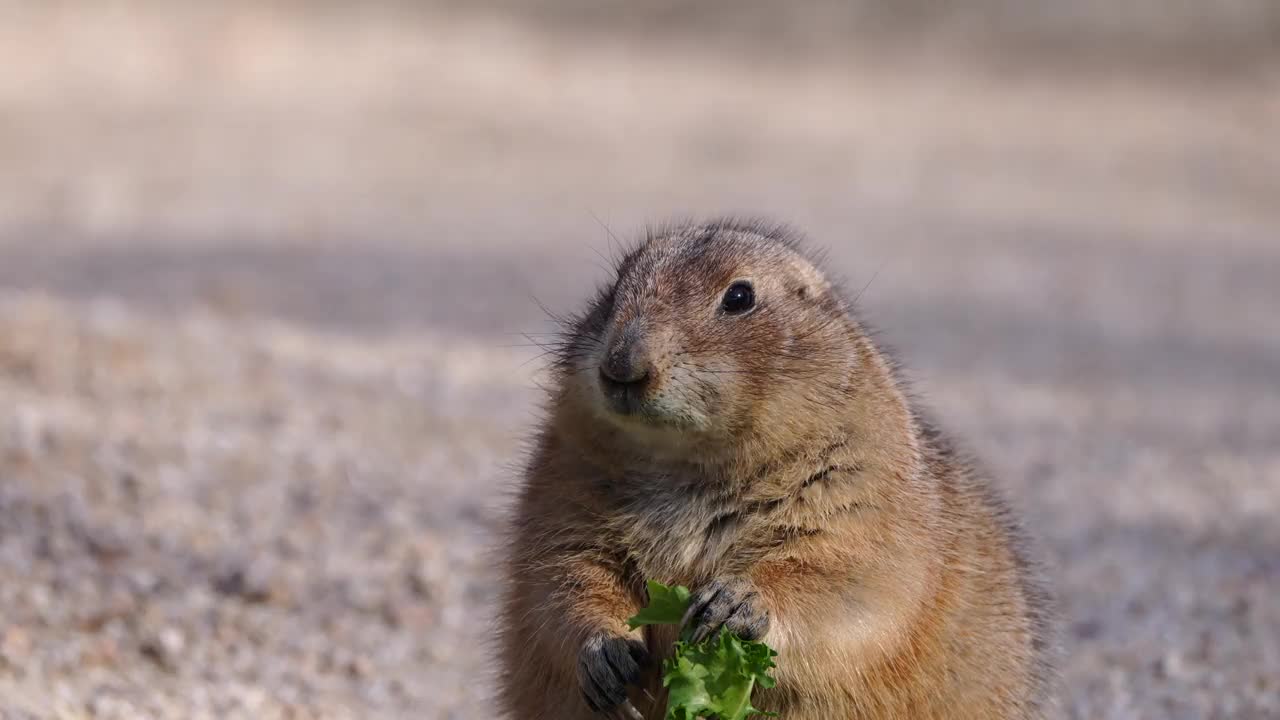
[721,281,755,314]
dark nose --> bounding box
[600,329,652,385]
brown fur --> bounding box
[497,219,1055,719]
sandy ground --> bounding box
[1,3,1278,718]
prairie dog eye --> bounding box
[721,281,755,314]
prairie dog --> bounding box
[497,219,1055,719]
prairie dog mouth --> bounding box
[598,368,651,416]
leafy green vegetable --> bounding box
[628,580,693,630]
[664,629,778,720]
[627,581,778,720]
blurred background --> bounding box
[1,1,1278,718]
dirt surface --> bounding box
[1,2,1278,718]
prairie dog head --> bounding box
[555,220,861,453]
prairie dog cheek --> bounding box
[672,357,736,411]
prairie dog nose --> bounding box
[600,345,651,385]
[600,325,652,385]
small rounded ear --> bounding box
[790,258,830,301]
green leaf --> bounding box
[663,629,778,720]
[627,580,692,630]
[627,581,779,720]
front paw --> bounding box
[682,576,770,643]
[577,632,649,714]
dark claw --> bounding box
[577,633,649,714]
[682,577,770,643]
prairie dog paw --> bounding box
[577,632,649,714]
[682,576,770,643]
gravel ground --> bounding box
[0,296,524,719]
[1,3,1278,718]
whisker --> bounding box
[851,263,885,307]
[588,209,625,265]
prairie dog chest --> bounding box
[617,490,755,583]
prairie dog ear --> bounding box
[788,257,830,300]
